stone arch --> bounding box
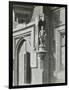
[15,37,31,85]
[16,37,26,52]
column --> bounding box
[37,13,49,84]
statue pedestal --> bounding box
[37,44,49,84]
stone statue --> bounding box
[39,26,47,46]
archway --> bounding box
[16,38,31,85]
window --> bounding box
[60,33,65,71]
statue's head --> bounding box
[39,14,44,21]
[41,26,44,30]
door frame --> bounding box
[54,25,65,78]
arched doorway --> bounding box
[17,38,31,85]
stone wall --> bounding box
[13,6,66,85]
[47,7,65,83]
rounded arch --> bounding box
[15,37,31,85]
[16,37,26,52]
[15,37,31,53]
[15,37,26,85]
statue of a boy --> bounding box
[39,26,47,46]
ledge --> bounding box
[13,21,35,33]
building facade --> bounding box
[12,4,65,86]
